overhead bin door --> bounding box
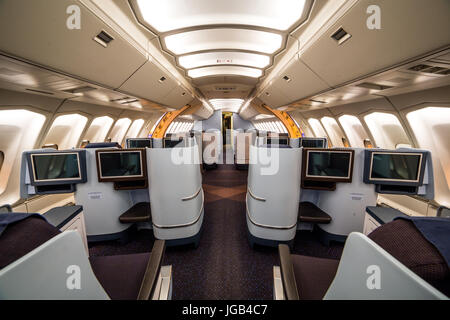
[0,0,147,89]
[301,0,450,87]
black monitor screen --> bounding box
[306,151,353,180]
[127,139,151,148]
[98,151,143,180]
[267,138,289,145]
[370,153,421,182]
[164,138,184,148]
[32,153,81,182]
[301,138,325,148]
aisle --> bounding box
[164,164,279,299]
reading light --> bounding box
[179,52,270,69]
[188,66,262,78]
[164,28,283,55]
[209,99,245,113]
[135,0,307,32]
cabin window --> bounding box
[44,114,88,150]
[307,118,329,143]
[363,112,411,149]
[83,116,114,143]
[150,113,166,135]
[406,106,450,207]
[338,115,370,148]
[126,119,145,139]
[109,118,132,144]
[320,116,345,147]
[0,109,46,204]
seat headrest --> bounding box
[261,144,292,149]
[85,142,121,149]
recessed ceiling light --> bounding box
[179,52,270,69]
[209,99,245,113]
[164,28,283,55]
[134,0,307,32]
[188,66,262,78]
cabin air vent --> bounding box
[25,88,54,95]
[63,86,96,94]
[120,99,139,104]
[331,27,351,45]
[282,75,291,82]
[408,64,450,75]
[355,82,392,90]
[93,30,114,48]
[215,87,236,91]
[309,99,326,104]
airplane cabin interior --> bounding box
[0,0,449,307]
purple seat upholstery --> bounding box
[89,253,151,300]
[281,218,449,299]
[0,216,61,269]
[291,255,339,300]
[368,219,450,296]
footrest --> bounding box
[119,202,152,223]
[298,202,332,224]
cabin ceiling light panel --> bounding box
[209,99,244,112]
[179,52,270,69]
[164,29,283,55]
[135,0,307,32]
[188,66,262,78]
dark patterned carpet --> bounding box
[89,164,344,300]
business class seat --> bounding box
[234,131,254,170]
[246,144,302,248]
[202,130,221,168]
[276,219,449,300]
[147,145,204,247]
[0,215,168,300]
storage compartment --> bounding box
[0,0,147,89]
[162,85,194,109]
[301,0,450,87]
[118,59,184,107]
[271,55,331,105]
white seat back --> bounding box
[0,231,109,300]
[147,146,203,232]
[324,232,448,300]
[247,145,302,230]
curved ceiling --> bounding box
[130,0,313,90]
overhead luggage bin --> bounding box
[0,0,147,89]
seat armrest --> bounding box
[278,244,299,300]
[137,240,166,300]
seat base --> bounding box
[234,162,249,170]
[203,163,218,170]
[247,230,294,250]
[316,226,347,246]
[165,224,203,248]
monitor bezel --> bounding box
[27,150,87,186]
[95,148,148,182]
[163,137,184,148]
[364,150,427,186]
[302,148,355,183]
[300,137,327,148]
[126,137,152,149]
